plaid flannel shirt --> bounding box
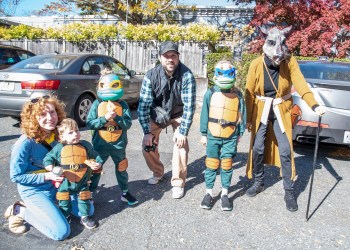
[137,66,196,136]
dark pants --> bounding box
[252,120,293,190]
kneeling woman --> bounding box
[5,96,93,240]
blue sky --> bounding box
[14,0,232,16]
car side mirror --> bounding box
[129,70,136,77]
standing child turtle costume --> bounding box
[199,60,246,211]
[87,73,138,205]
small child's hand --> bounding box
[90,162,102,171]
[200,136,207,146]
[105,111,117,121]
[84,159,101,170]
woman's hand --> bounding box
[315,106,326,116]
[200,136,207,146]
[44,172,64,182]
[246,123,252,132]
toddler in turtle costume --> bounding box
[199,60,246,211]
[43,118,103,229]
[86,73,138,206]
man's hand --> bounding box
[143,133,154,146]
[173,132,187,148]
[315,106,326,116]
[200,136,207,146]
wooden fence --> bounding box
[0,39,209,77]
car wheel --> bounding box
[74,94,94,127]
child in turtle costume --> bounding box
[86,73,138,206]
[43,118,103,229]
[199,60,246,211]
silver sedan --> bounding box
[0,53,143,126]
[292,60,350,145]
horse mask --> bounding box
[261,26,293,66]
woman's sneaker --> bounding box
[80,216,96,229]
[200,193,213,210]
[121,191,139,205]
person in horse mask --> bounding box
[245,26,325,212]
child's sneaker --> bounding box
[66,215,71,224]
[220,195,232,211]
[80,216,96,229]
[200,193,213,210]
[121,191,139,205]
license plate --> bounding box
[0,81,14,92]
[343,131,350,144]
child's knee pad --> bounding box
[56,192,70,201]
[205,157,220,170]
[221,158,233,170]
[117,158,128,172]
[79,190,92,200]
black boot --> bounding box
[284,190,298,212]
[246,181,264,197]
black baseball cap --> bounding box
[159,41,179,55]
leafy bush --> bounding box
[0,23,220,44]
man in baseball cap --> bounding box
[138,40,196,199]
[159,41,179,55]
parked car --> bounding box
[292,60,350,145]
[0,45,35,70]
[0,53,143,126]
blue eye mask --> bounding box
[215,68,236,79]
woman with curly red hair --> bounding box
[4,96,93,240]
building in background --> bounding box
[2,6,253,29]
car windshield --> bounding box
[10,55,77,70]
[300,63,350,82]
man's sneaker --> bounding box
[121,191,139,206]
[172,187,184,199]
[220,195,232,211]
[80,216,96,229]
[284,190,298,212]
[200,193,213,210]
[148,176,163,185]
[245,182,265,197]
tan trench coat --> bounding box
[245,55,319,180]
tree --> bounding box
[38,0,189,25]
[0,0,22,16]
[232,0,350,57]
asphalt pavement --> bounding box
[0,110,349,250]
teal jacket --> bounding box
[86,99,132,150]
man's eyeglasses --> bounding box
[30,95,50,104]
